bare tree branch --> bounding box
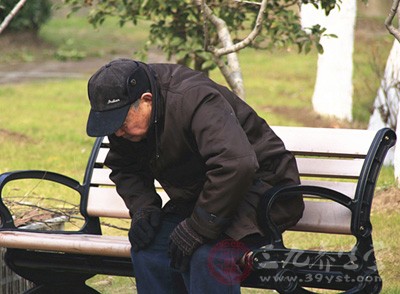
[198,0,268,57]
[5,199,130,232]
[234,0,296,9]
[385,0,400,42]
[4,199,80,220]
[0,0,28,34]
[234,0,261,6]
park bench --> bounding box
[0,126,396,293]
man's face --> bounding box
[114,93,152,142]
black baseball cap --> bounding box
[86,58,151,137]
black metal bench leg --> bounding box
[4,249,99,294]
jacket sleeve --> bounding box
[186,89,259,239]
[104,135,162,217]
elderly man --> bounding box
[85,58,303,293]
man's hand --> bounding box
[168,218,206,272]
[129,206,162,252]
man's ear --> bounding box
[141,92,152,103]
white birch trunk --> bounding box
[301,1,357,121]
[368,40,400,131]
[368,40,400,169]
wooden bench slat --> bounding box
[90,158,363,188]
[87,187,130,218]
[91,168,114,186]
[101,127,376,157]
[87,187,353,235]
[87,187,169,218]
[0,231,131,258]
[301,180,356,199]
[88,176,357,208]
[272,126,375,156]
[296,158,363,178]
[292,201,352,234]
[96,148,109,164]
[90,168,164,189]
[96,127,375,167]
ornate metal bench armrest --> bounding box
[0,170,84,229]
[257,184,353,247]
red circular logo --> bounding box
[207,239,252,285]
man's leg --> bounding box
[131,214,187,294]
[182,235,267,294]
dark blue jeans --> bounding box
[131,214,266,294]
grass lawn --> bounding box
[0,2,399,293]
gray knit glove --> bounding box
[168,218,206,272]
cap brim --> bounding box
[86,104,131,137]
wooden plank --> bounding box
[0,231,131,258]
[272,126,374,157]
[87,187,169,218]
[90,159,363,185]
[97,127,374,164]
[96,148,109,164]
[91,168,114,186]
[89,166,358,197]
[301,180,356,199]
[290,201,352,234]
[87,187,130,218]
[296,158,363,179]
[90,169,164,188]
[86,185,355,235]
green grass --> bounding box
[0,80,92,179]
[39,14,151,60]
[0,11,151,64]
[0,4,399,293]
[240,49,318,109]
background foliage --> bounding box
[63,0,339,72]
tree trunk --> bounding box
[368,40,400,170]
[301,0,357,121]
[368,40,400,132]
[213,54,245,99]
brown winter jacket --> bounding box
[105,63,304,240]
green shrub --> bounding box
[0,0,52,32]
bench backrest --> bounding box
[81,126,395,235]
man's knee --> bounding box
[190,242,212,266]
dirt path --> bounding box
[0,58,110,84]
[0,47,167,84]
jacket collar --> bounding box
[139,62,165,159]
